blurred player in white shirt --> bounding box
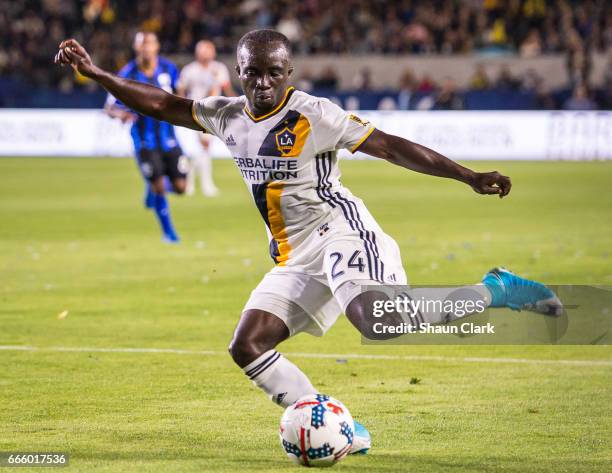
[177,40,236,196]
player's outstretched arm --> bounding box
[358,129,511,198]
[54,39,200,130]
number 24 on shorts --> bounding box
[329,250,366,279]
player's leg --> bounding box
[339,274,561,340]
[334,255,562,339]
[185,157,196,196]
[151,178,180,243]
[164,147,188,195]
[229,308,317,407]
[134,151,155,209]
[229,271,339,407]
[171,177,186,195]
[481,267,562,314]
[341,285,492,339]
[143,183,155,209]
[322,235,410,339]
[196,134,219,197]
[138,149,180,243]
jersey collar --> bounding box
[244,87,295,123]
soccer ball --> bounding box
[279,394,354,467]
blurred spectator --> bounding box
[534,82,555,110]
[433,77,463,110]
[486,18,509,49]
[470,64,490,90]
[2,1,610,82]
[352,67,373,91]
[313,66,339,90]
[496,65,520,90]
[563,83,597,110]
[397,69,416,110]
[276,11,301,45]
[566,32,592,88]
[255,4,274,28]
[417,74,436,93]
[521,68,541,91]
[520,29,542,58]
[296,69,314,93]
[603,58,612,110]
[0,0,609,112]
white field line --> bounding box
[0,345,611,367]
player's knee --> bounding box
[228,335,265,368]
[345,293,401,341]
[345,298,376,340]
[173,180,187,194]
[151,179,165,195]
[228,309,288,367]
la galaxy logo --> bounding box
[275,127,296,155]
[257,110,311,157]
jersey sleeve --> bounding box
[314,100,375,153]
[191,96,223,136]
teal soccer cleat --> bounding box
[350,420,371,455]
[482,267,563,316]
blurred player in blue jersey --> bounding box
[105,31,187,243]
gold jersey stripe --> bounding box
[244,87,295,122]
[350,127,375,153]
[266,181,292,266]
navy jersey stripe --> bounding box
[322,153,382,282]
[315,152,383,282]
[315,153,336,208]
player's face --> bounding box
[134,33,159,62]
[236,42,293,115]
[196,41,215,63]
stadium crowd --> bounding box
[0,0,610,109]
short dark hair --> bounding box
[237,29,291,56]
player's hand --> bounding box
[54,39,98,78]
[470,171,512,198]
[118,110,137,124]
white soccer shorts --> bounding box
[243,229,407,337]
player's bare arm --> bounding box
[54,39,199,130]
[358,129,512,198]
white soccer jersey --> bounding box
[178,60,230,99]
[192,87,387,275]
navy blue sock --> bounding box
[153,193,179,241]
[144,184,155,209]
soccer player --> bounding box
[177,40,236,197]
[105,31,187,243]
[55,30,562,454]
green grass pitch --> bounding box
[0,157,610,472]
